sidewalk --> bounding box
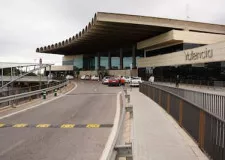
[129,88,208,160]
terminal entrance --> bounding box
[139,61,225,86]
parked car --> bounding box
[80,75,91,80]
[108,77,121,86]
[66,75,74,80]
[102,76,111,84]
[130,77,142,87]
[91,75,99,81]
[84,75,91,80]
[80,75,86,80]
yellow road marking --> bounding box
[36,124,50,128]
[86,124,100,128]
[0,123,5,128]
[13,124,28,128]
[60,124,75,128]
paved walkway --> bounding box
[129,88,208,160]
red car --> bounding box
[108,77,125,86]
[108,77,120,86]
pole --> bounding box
[39,68,42,89]
[1,68,3,87]
[11,67,12,81]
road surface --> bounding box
[0,81,121,160]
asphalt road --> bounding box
[0,81,122,160]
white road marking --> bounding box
[0,83,77,120]
[99,91,122,160]
[0,140,25,156]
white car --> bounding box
[91,75,99,81]
[129,77,142,87]
[102,76,110,84]
[66,75,74,80]
[80,75,86,80]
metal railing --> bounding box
[0,80,68,108]
[140,82,225,160]
[150,82,225,120]
[0,64,51,89]
[0,81,61,98]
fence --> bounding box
[151,82,225,120]
[0,80,68,108]
[140,82,225,160]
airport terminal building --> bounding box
[36,12,225,83]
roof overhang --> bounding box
[36,12,225,55]
[137,30,225,50]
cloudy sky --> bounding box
[0,0,225,65]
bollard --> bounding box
[125,94,130,103]
[42,90,46,99]
[54,89,57,97]
[124,88,127,95]
[125,104,133,118]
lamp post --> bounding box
[39,58,42,89]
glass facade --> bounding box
[63,55,83,70]
[111,49,120,70]
[62,45,140,71]
[151,62,225,82]
[139,62,225,82]
[73,55,83,70]
[100,52,109,70]
[83,54,96,70]
[123,47,132,69]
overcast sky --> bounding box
[0,0,225,65]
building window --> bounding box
[123,46,132,69]
[83,54,96,70]
[111,49,120,70]
[100,52,108,70]
[73,55,83,70]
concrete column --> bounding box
[120,48,123,70]
[49,65,51,79]
[97,52,100,70]
[132,45,136,69]
[108,51,111,69]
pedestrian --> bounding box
[148,75,155,84]
[176,75,180,87]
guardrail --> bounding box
[150,82,225,120]
[140,82,225,160]
[0,81,60,98]
[101,88,133,160]
[0,80,68,107]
